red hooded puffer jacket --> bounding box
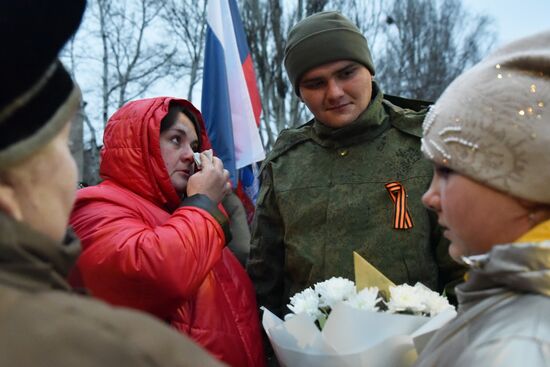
[70,97,266,367]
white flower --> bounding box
[344,287,381,311]
[314,277,356,308]
[386,284,427,314]
[423,292,453,315]
[386,283,454,316]
[288,287,322,320]
[413,283,454,316]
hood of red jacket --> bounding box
[99,97,212,212]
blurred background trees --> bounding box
[63,0,496,183]
[379,0,495,100]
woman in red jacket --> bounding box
[70,97,266,367]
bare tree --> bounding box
[60,37,98,184]
[240,0,494,150]
[92,0,176,126]
[241,0,293,150]
[378,0,496,101]
[241,0,387,151]
[65,0,496,176]
[61,0,177,183]
[240,0,325,150]
[162,0,208,101]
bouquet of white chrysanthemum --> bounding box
[262,254,456,367]
[286,277,382,329]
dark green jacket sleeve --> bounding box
[247,164,286,317]
[222,191,251,267]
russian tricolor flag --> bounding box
[201,0,265,222]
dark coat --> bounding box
[0,212,224,367]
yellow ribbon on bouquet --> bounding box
[353,251,395,300]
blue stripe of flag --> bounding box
[228,0,249,64]
[201,27,237,184]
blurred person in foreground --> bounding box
[69,96,266,367]
[415,30,550,366]
[248,11,464,319]
[0,1,224,366]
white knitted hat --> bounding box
[422,30,550,204]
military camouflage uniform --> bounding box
[247,83,464,316]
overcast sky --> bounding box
[464,0,550,46]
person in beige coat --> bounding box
[0,1,224,366]
[415,30,550,367]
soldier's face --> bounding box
[298,60,372,128]
[422,165,531,263]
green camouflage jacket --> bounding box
[247,83,464,316]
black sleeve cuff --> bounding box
[180,194,232,245]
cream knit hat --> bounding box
[422,30,550,204]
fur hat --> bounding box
[0,0,86,168]
[284,11,375,96]
[422,30,550,204]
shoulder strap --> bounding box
[384,94,432,112]
[383,95,432,138]
[259,120,314,174]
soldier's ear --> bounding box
[0,183,23,220]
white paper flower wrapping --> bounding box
[263,278,456,367]
[262,303,456,367]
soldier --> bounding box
[247,11,465,319]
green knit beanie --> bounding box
[284,11,376,96]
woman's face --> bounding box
[159,112,199,196]
[1,122,77,242]
[422,165,531,262]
